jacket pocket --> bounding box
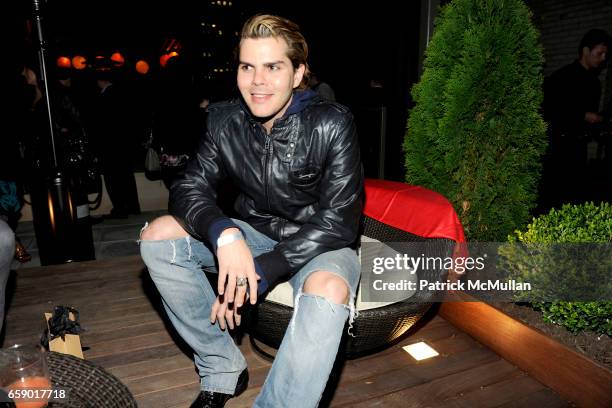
[289,165,322,188]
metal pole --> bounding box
[28,0,95,265]
[378,106,387,179]
[31,0,58,168]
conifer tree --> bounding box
[404,0,547,241]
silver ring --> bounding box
[236,277,248,287]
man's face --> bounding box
[237,37,305,131]
[583,44,608,70]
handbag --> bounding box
[144,128,161,180]
[145,147,160,173]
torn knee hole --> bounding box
[138,222,150,241]
[301,289,349,306]
[303,279,350,305]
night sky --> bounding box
[30,0,421,93]
[41,1,195,56]
[18,0,422,180]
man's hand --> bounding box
[210,294,244,330]
[585,112,603,124]
[216,228,259,306]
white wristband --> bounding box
[216,231,244,248]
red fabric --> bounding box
[364,179,466,243]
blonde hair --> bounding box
[239,14,310,89]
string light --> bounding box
[135,60,150,74]
[72,56,86,69]
[56,56,71,68]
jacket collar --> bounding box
[240,89,317,127]
[283,88,317,117]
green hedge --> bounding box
[504,202,612,336]
[404,0,547,241]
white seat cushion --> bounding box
[263,235,418,310]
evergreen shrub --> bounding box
[404,0,547,241]
[502,202,612,336]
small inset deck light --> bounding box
[402,342,439,361]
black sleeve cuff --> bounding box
[254,249,292,290]
[253,260,270,295]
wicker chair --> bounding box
[47,352,137,407]
[248,179,464,358]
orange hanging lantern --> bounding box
[56,56,71,69]
[159,51,179,68]
[110,52,125,67]
[72,55,87,70]
[135,60,150,74]
[159,54,170,67]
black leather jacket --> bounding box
[169,91,363,289]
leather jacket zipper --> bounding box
[263,135,272,210]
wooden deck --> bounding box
[3,256,574,407]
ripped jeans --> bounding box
[139,218,360,408]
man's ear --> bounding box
[293,64,306,89]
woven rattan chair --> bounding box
[248,179,465,358]
[47,351,137,407]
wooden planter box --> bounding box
[439,296,612,408]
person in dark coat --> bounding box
[541,29,610,208]
[87,73,141,218]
